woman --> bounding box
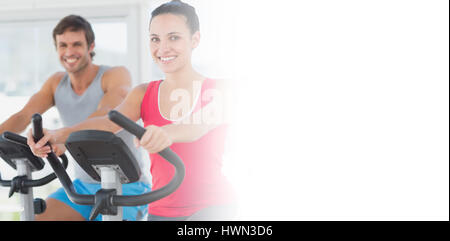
[29,0,236,221]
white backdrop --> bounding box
[0,0,448,221]
[229,0,449,220]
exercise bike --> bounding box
[0,132,68,221]
[30,110,185,221]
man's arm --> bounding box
[88,66,132,118]
[35,82,147,147]
[51,66,136,144]
[0,72,62,134]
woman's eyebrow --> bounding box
[150,32,181,37]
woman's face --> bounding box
[149,13,200,74]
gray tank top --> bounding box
[54,65,149,184]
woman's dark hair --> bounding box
[150,0,200,34]
[52,15,96,59]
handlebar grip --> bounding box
[32,113,44,142]
[108,110,146,139]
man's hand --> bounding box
[26,128,66,157]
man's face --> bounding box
[55,30,94,74]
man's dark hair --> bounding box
[52,15,96,59]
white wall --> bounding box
[2,0,447,221]
[0,0,152,84]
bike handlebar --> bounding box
[108,110,185,206]
[0,131,69,190]
[31,111,185,220]
[31,113,94,205]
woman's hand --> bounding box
[134,125,173,154]
[49,143,67,157]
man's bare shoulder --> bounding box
[132,82,149,96]
[48,71,65,82]
[103,66,131,80]
[101,66,132,89]
[45,71,65,92]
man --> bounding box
[0,15,150,221]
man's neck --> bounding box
[68,64,99,94]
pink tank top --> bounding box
[141,78,235,217]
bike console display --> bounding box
[65,130,141,184]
